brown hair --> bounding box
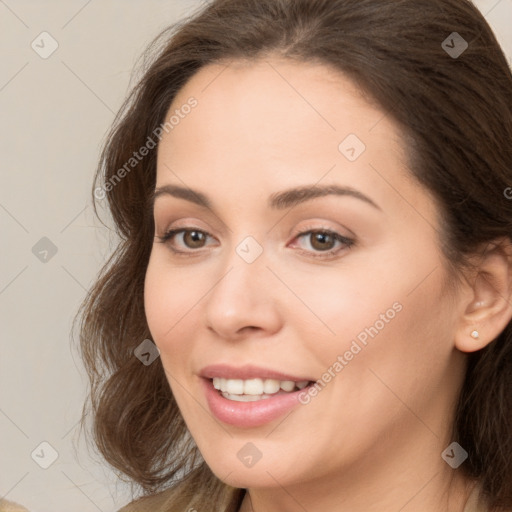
[76,0,512,510]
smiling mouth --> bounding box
[211,377,313,402]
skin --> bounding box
[144,57,512,512]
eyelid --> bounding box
[155,227,218,252]
[155,223,355,258]
[289,224,355,259]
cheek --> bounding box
[143,253,199,361]
[324,264,457,425]
[305,244,456,392]
[277,257,403,356]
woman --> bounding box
[77,0,512,510]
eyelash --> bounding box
[155,226,355,260]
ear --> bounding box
[454,237,512,353]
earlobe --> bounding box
[454,238,512,353]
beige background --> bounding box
[1,1,511,510]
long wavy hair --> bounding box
[75,0,512,510]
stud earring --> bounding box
[471,330,480,339]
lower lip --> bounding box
[202,378,308,428]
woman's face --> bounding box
[144,58,466,495]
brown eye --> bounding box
[182,230,207,249]
[309,231,336,251]
[292,228,355,259]
[156,228,214,253]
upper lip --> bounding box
[200,364,313,382]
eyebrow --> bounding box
[152,184,381,211]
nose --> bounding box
[204,246,282,341]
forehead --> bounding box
[154,57,430,224]
[158,58,406,167]
[169,57,385,139]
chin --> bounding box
[212,464,288,489]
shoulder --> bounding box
[0,500,29,512]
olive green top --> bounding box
[0,483,490,512]
[116,482,490,512]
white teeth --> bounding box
[244,378,264,395]
[263,379,280,394]
[280,380,295,392]
[211,377,310,396]
[223,393,272,402]
[226,379,244,395]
